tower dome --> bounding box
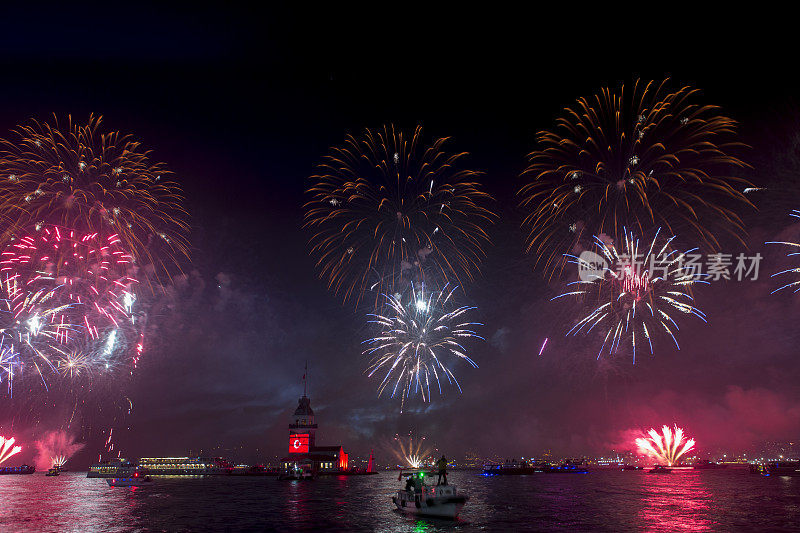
[290,395,317,429]
[293,395,314,418]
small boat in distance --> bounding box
[0,465,35,475]
[278,469,315,481]
[648,465,672,474]
[45,467,60,476]
[756,461,800,477]
[278,461,315,480]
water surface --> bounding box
[1,469,798,532]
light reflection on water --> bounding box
[638,470,713,532]
[1,470,799,532]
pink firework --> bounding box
[636,425,696,466]
[2,225,138,334]
[0,224,141,382]
[34,430,84,471]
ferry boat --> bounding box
[648,465,672,474]
[0,465,35,475]
[137,457,233,476]
[482,460,546,475]
[87,459,141,478]
[393,472,467,519]
[88,457,232,478]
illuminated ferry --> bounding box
[87,459,141,478]
[137,457,233,476]
[88,457,233,477]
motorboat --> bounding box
[393,473,467,519]
[278,465,315,481]
[278,470,314,481]
[648,465,672,474]
[45,468,60,476]
[106,472,153,487]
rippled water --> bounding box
[1,469,799,532]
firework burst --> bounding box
[766,209,800,294]
[305,124,494,307]
[0,340,19,393]
[519,79,751,276]
[0,272,75,383]
[34,430,84,471]
[0,225,141,389]
[636,425,696,466]
[0,435,22,465]
[553,228,707,363]
[1,225,139,335]
[363,282,482,410]
[393,432,431,469]
[54,349,95,378]
[0,114,189,284]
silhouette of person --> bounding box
[436,455,448,485]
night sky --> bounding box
[1,6,798,466]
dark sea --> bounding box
[1,469,799,532]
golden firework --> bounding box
[305,124,494,307]
[519,79,752,277]
[0,114,190,285]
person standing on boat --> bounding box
[436,455,448,485]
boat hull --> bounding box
[393,495,466,519]
[392,484,468,520]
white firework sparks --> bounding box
[766,209,800,294]
[553,228,707,363]
[363,282,482,409]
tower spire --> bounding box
[303,360,308,397]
